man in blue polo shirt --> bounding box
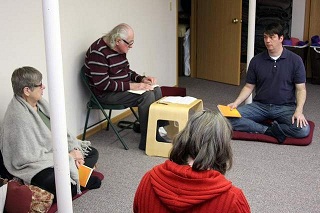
[227,22,310,143]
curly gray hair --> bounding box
[103,23,133,49]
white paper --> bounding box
[159,96,197,105]
[128,85,159,95]
[128,89,146,94]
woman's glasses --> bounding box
[33,82,43,88]
[25,82,43,91]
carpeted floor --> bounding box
[72,76,320,213]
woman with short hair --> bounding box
[0,66,101,201]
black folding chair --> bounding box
[80,66,139,150]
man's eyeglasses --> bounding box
[122,39,134,47]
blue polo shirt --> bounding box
[246,48,306,105]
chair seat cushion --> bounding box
[47,170,104,213]
[232,120,315,146]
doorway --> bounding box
[190,0,242,85]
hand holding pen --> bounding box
[142,76,157,85]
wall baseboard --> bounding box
[77,107,137,140]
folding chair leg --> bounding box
[82,107,91,140]
[130,108,139,122]
[107,120,129,150]
[106,109,112,131]
[100,109,129,150]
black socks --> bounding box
[264,121,286,143]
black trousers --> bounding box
[98,88,162,150]
[0,151,13,179]
[31,147,99,201]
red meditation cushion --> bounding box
[232,121,315,146]
[5,181,32,213]
[47,170,104,213]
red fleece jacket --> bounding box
[134,160,250,213]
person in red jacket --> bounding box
[134,110,251,213]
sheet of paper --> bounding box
[128,89,146,95]
[159,96,197,105]
[128,85,160,95]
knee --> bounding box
[299,125,310,138]
[291,124,310,138]
[154,87,163,100]
[85,146,99,165]
[89,146,99,158]
[142,91,156,104]
[227,118,237,127]
[227,117,242,131]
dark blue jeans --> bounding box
[228,102,310,138]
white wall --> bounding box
[0,0,177,136]
[291,0,306,40]
[0,0,48,123]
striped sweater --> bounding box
[84,38,144,95]
[134,160,251,213]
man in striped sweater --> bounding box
[84,23,162,150]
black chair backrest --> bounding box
[80,66,101,106]
[81,66,92,93]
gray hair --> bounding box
[169,110,233,174]
[11,66,42,97]
[103,23,133,49]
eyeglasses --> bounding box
[33,82,43,88]
[122,39,134,47]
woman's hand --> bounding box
[69,148,85,168]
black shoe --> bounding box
[265,121,286,143]
[133,122,141,133]
[117,121,134,129]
